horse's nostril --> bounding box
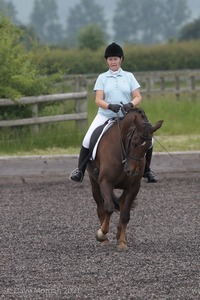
[126,169,139,176]
[126,170,134,176]
[125,170,131,176]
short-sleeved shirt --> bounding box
[93,68,140,118]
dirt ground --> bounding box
[0,173,200,300]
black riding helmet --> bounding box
[104,42,124,60]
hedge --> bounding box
[42,40,200,74]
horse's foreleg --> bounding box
[117,198,132,250]
[89,176,105,226]
[101,212,112,235]
[96,211,112,244]
[117,184,140,250]
[89,176,108,243]
[96,180,114,242]
[117,224,128,250]
[100,180,115,214]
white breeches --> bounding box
[82,113,154,149]
[82,114,108,148]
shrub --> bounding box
[41,40,200,74]
[0,17,64,119]
[0,17,63,99]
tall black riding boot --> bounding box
[143,147,158,183]
[69,146,90,182]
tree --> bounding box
[78,24,108,50]
[0,0,18,24]
[113,0,141,44]
[159,0,190,41]
[66,0,107,47]
[29,0,63,44]
[139,0,164,44]
[0,17,61,100]
[113,0,190,44]
[179,17,200,41]
[18,25,40,50]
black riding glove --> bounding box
[108,104,121,113]
[123,102,134,112]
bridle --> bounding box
[116,115,152,164]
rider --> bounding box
[69,42,158,183]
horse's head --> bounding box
[121,108,163,176]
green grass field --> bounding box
[0,93,199,156]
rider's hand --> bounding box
[108,104,121,113]
[123,102,134,112]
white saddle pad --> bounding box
[92,119,115,160]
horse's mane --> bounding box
[122,107,150,123]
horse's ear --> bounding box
[151,120,164,133]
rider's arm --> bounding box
[95,90,110,109]
[131,89,142,106]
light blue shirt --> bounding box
[93,68,141,118]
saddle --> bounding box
[89,119,115,160]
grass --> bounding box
[0,92,200,156]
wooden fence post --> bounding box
[146,77,151,98]
[175,75,180,100]
[73,75,87,92]
[75,95,88,130]
[190,75,196,100]
[160,76,165,95]
[32,103,39,133]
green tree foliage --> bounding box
[138,0,164,44]
[159,0,190,41]
[18,25,40,50]
[66,0,107,47]
[29,0,63,44]
[113,0,141,44]
[78,24,108,50]
[179,17,200,41]
[0,17,62,100]
[0,0,18,23]
[113,0,190,44]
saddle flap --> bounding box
[89,120,115,160]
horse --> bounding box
[87,107,163,250]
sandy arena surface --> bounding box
[1,172,199,299]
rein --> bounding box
[116,113,127,163]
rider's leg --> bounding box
[143,146,158,183]
[69,114,108,182]
[69,145,90,182]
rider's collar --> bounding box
[109,68,121,76]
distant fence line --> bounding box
[0,92,87,131]
[66,69,200,98]
[0,70,200,131]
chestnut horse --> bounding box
[87,107,163,250]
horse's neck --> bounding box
[120,112,136,133]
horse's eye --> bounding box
[141,141,146,147]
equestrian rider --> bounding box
[69,42,158,183]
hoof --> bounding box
[96,229,107,242]
[100,240,109,246]
[117,242,128,251]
